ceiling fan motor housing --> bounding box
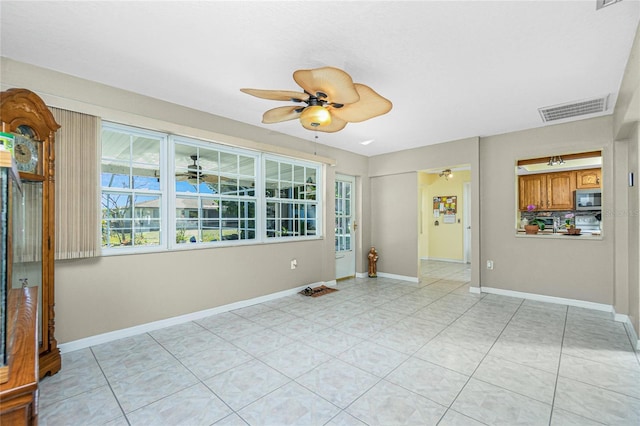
[300,105,331,127]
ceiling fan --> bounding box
[174,155,218,184]
[241,66,392,133]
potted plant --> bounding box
[524,204,545,234]
[564,213,581,234]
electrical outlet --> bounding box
[290,259,297,270]
[486,260,494,270]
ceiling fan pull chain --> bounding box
[314,131,318,156]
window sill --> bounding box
[100,235,324,256]
[515,230,603,240]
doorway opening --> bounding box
[418,165,472,282]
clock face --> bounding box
[14,136,40,174]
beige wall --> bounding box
[1,58,372,343]
[3,40,639,344]
[55,241,325,339]
[369,138,481,284]
[418,173,435,259]
[370,172,419,278]
[612,24,639,337]
[626,123,639,333]
[480,117,615,303]
[613,139,630,316]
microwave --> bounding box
[575,189,602,211]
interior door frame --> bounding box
[463,181,471,264]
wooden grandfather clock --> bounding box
[1,88,61,378]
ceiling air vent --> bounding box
[538,95,609,123]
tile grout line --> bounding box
[146,327,253,422]
[355,280,488,424]
[439,297,526,425]
[546,304,568,426]
[90,343,134,425]
[335,270,477,425]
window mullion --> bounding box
[161,134,170,249]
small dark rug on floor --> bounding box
[299,285,339,297]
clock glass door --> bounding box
[11,181,43,346]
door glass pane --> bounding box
[335,179,352,253]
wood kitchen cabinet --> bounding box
[546,171,575,210]
[576,168,601,189]
[519,171,576,210]
[519,174,547,210]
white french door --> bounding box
[335,174,356,279]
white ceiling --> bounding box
[1,1,638,156]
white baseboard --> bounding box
[477,286,640,350]
[58,281,325,354]
[480,286,614,312]
[62,279,639,355]
[614,312,640,351]
[376,272,420,283]
[422,257,465,263]
[355,271,419,283]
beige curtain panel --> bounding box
[50,107,101,259]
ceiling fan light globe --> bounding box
[299,105,331,128]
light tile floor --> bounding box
[39,260,640,425]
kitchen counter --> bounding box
[516,229,602,240]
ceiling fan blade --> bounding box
[293,67,360,105]
[262,106,302,124]
[301,114,348,133]
[202,174,219,184]
[330,83,392,123]
[240,88,309,102]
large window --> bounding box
[265,157,318,238]
[101,125,165,249]
[100,123,322,253]
[173,139,257,244]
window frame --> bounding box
[169,136,261,249]
[100,122,323,256]
[263,154,322,241]
[100,122,167,254]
